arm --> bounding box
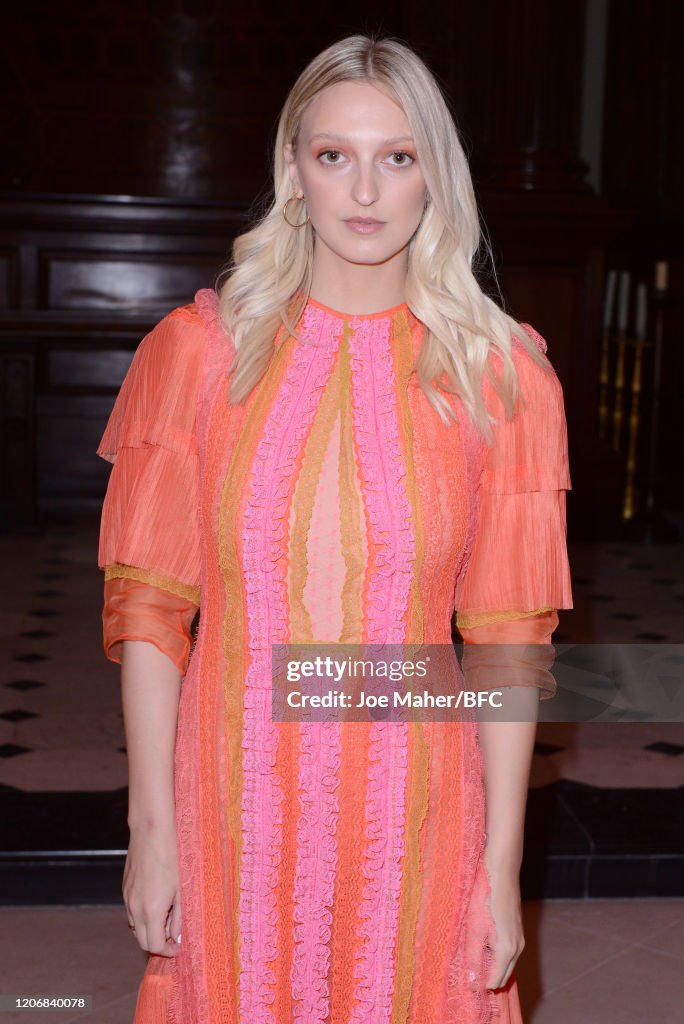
[95,307,207,955]
[121,639,181,833]
[478,686,538,873]
[460,612,553,992]
[460,607,558,870]
[453,332,572,990]
[477,687,538,992]
[119,638,184,956]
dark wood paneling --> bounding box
[0,249,19,308]
[602,0,684,223]
[39,250,219,311]
[0,193,250,523]
[49,349,138,390]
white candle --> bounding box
[618,271,630,332]
[603,269,616,329]
[655,261,669,292]
[636,283,647,338]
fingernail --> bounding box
[176,933,182,944]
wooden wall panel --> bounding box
[39,251,219,311]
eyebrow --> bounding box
[308,132,415,146]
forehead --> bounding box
[300,80,411,139]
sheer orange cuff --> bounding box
[458,609,559,700]
[103,576,199,677]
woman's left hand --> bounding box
[483,854,526,990]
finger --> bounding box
[497,964,512,989]
[161,935,181,957]
[136,922,150,953]
[493,952,517,990]
[167,898,182,945]
[487,950,510,990]
[149,912,181,959]
[125,910,146,950]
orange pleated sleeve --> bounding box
[455,326,573,700]
[96,305,209,676]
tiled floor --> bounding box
[0,899,681,1023]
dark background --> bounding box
[1,0,682,540]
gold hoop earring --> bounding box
[283,196,310,228]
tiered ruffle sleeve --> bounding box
[454,325,573,700]
[96,305,209,676]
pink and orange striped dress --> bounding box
[97,287,573,1024]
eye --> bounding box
[387,151,415,167]
[318,149,346,165]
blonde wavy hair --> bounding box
[216,33,552,442]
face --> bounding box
[284,80,428,268]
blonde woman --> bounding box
[97,33,572,1024]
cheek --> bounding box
[300,163,342,195]
[387,180,426,223]
[400,174,427,204]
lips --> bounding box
[345,218,384,225]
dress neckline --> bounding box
[303,294,410,321]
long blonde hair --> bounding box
[217,33,552,442]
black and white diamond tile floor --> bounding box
[0,513,682,902]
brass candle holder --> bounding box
[622,332,647,522]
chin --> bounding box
[329,236,409,267]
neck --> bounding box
[308,238,409,316]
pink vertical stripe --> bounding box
[347,316,413,1023]
[240,305,343,1021]
[293,719,343,1022]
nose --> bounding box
[350,160,380,207]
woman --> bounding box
[97,33,572,1024]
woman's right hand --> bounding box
[123,818,182,957]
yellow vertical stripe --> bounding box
[338,322,367,645]
[390,310,430,1022]
[289,347,342,643]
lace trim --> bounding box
[347,314,416,645]
[170,288,238,1024]
[393,309,425,643]
[398,382,442,1016]
[290,319,345,1023]
[392,724,430,1022]
[201,288,246,1022]
[289,350,341,645]
[240,302,343,1020]
[350,721,409,1024]
[456,605,555,631]
[103,562,200,605]
[338,324,366,644]
[346,314,412,1021]
[293,719,343,1022]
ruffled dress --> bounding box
[96,289,573,1024]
